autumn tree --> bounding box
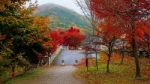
[90,0,150,78]
[135,22,150,52]
[63,27,85,49]
[97,16,125,72]
[76,0,98,34]
[49,30,64,53]
[76,0,100,70]
[0,0,37,77]
[32,16,51,65]
[0,0,51,78]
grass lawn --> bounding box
[4,66,46,84]
[75,53,150,84]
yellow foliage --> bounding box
[33,16,50,32]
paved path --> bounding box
[15,66,82,84]
[14,50,84,84]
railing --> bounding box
[48,46,63,65]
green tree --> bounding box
[0,0,48,78]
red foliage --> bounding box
[38,27,85,54]
[97,16,125,42]
[125,21,150,48]
[91,0,150,49]
[63,27,85,48]
[135,22,150,48]
[90,0,150,20]
[50,30,64,53]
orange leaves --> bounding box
[100,53,132,64]
[91,0,127,19]
[91,0,150,46]
[91,0,150,22]
[42,42,52,47]
[90,0,109,19]
[135,21,150,40]
[97,16,125,42]
[134,21,150,48]
[136,22,150,37]
[32,16,52,49]
[33,16,49,33]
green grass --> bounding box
[80,63,130,73]
[145,63,150,66]
[76,62,150,84]
[4,67,45,84]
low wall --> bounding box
[48,46,63,65]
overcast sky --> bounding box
[30,0,83,14]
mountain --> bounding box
[34,3,88,29]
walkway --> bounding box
[13,50,84,84]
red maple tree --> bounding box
[97,16,125,72]
[63,27,85,49]
[50,30,64,53]
[90,0,150,78]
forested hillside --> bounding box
[34,3,88,29]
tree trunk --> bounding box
[120,51,125,64]
[11,65,15,77]
[131,23,141,79]
[95,45,98,70]
[85,53,89,71]
[95,50,98,70]
[120,42,125,64]
[106,53,111,73]
[106,42,112,73]
[147,42,150,62]
[0,79,2,84]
